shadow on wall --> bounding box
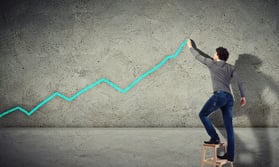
[212,54,279,167]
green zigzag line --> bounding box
[0,39,188,118]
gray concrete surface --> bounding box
[1,0,279,127]
[0,128,278,167]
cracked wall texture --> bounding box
[0,0,278,127]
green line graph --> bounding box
[0,39,188,118]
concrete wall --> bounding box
[1,0,278,127]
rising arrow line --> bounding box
[0,39,188,118]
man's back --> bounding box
[190,47,245,97]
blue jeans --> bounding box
[199,91,234,161]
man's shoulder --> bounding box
[225,63,236,72]
[225,62,235,68]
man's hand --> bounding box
[187,39,192,48]
[240,97,246,107]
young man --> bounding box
[187,39,246,162]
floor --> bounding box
[0,128,278,167]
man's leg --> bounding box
[199,93,226,142]
[220,94,234,161]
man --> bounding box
[187,39,246,162]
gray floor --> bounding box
[0,128,278,167]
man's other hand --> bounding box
[240,97,246,107]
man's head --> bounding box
[214,47,229,61]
